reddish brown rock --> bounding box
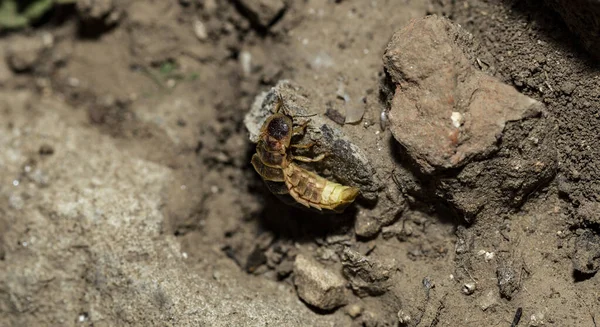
[383,16,557,221]
[384,15,542,174]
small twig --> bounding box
[429,294,447,327]
[510,307,523,327]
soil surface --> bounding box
[0,1,599,326]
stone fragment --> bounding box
[77,0,121,25]
[572,229,600,274]
[293,254,348,310]
[496,253,521,299]
[382,15,557,221]
[5,35,47,72]
[341,248,392,297]
[462,282,476,295]
[345,303,363,318]
[478,290,498,311]
[234,0,286,29]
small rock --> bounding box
[462,282,476,295]
[345,303,363,318]
[235,0,287,29]
[381,220,404,240]
[341,248,392,297]
[560,81,576,95]
[293,254,347,310]
[478,290,498,311]
[358,310,380,327]
[6,36,47,73]
[397,309,412,324]
[529,311,546,326]
[576,201,600,226]
[572,229,600,274]
[77,0,121,25]
[454,226,474,254]
[193,19,208,41]
[496,253,520,299]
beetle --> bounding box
[251,95,359,213]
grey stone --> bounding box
[5,35,47,72]
[341,248,392,297]
[235,0,287,28]
[293,254,348,310]
[496,253,521,299]
[77,0,120,25]
[572,229,600,274]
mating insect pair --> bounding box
[251,95,360,213]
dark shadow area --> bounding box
[572,269,597,283]
[508,0,599,68]
[254,186,357,243]
[76,18,119,40]
[228,0,287,36]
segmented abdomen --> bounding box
[283,163,359,212]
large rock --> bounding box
[293,254,348,310]
[383,16,557,221]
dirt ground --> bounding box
[1,0,599,326]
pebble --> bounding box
[293,254,347,310]
[462,282,476,295]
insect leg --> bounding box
[273,94,283,113]
[293,153,326,163]
[292,120,309,137]
[291,142,315,149]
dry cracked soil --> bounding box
[1,0,599,326]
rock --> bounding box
[382,15,557,222]
[572,229,600,274]
[5,35,47,72]
[462,282,476,295]
[478,290,498,311]
[345,303,363,318]
[234,0,287,29]
[544,0,600,60]
[496,253,520,299]
[454,226,474,254]
[77,0,121,25]
[560,81,576,95]
[576,201,600,226]
[293,254,348,310]
[127,2,182,64]
[340,248,393,297]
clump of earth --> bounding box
[0,1,599,326]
